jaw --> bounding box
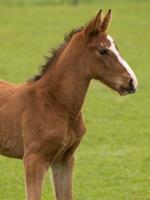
[103,83,136,96]
[98,78,137,96]
[117,90,130,96]
[117,87,136,96]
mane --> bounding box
[29,26,83,82]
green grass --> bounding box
[0,1,150,200]
[0,0,114,6]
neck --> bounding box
[37,56,91,120]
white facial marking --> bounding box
[107,35,138,88]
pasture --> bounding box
[0,0,150,199]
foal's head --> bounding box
[68,10,138,96]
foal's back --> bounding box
[0,80,17,104]
[0,80,25,158]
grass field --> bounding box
[0,0,150,199]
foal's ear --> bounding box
[84,9,102,38]
[101,9,112,32]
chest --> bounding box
[55,116,86,160]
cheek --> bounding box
[98,66,125,85]
[111,76,126,85]
[104,57,127,75]
[100,53,117,69]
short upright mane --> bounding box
[29,27,83,82]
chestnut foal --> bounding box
[0,10,137,200]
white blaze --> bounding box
[107,35,138,88]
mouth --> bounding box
[118,86,136,96]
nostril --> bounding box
[129,79,133,85]
[120,79,136,95]
[129,79,134,90]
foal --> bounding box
[0,10,137,200]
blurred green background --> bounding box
[0,0,150,200]
[0,0,114,5]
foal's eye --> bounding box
[98,48,108,55]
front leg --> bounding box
[51,113,85,200]
[51,155,74,200]
[23,153,49,200]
